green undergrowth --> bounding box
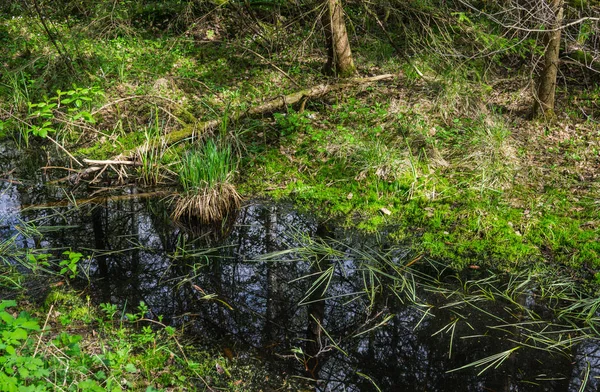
[0,290,247,391]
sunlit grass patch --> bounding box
[454,118,519,191]
[172,139,241,223]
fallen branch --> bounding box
[83,159,141,166]
[163,73,396,146]
[70,73,396,181]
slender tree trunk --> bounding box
[534,0,564,119]
[322,0,356,77]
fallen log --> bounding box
[162,73,395,145]
[69,73,396,181]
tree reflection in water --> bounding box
[5,183,599,391]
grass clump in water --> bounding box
[173,139,241,223]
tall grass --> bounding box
[178,139,234,191]
[172,139,241,223]
[137,112,174,186]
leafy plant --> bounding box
[0,300,49,391]
[59,250,84,279]
[274,110,312,137]
[15,85,104,146]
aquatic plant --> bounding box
[172,139,241,223]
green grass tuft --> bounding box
[173,139,241,223]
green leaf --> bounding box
[5,345,15,355]
[11,328,27,341]
[77,380,104,391]
[18,320,40,331]
[24,357,43,370]
[94,370,107,380]
[125,363,137,373]
[79,111,96,124]
[68,252,83,261]
[0,300,17,312]
[17,367,29,379]
[0,312,14,324]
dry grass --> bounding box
[171,183,241,223]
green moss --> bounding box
[45,289,94,324]
[76,131,147,160]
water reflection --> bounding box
[1,143,599,391]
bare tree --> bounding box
[322,0,356,77]
[457,0,600,119]
[534,0,565,119]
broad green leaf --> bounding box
[11,328,27,341]
[0,300,17,312]
[125,363,137,373]
[0,312,14,324]
[18,320,40,331]
[17,367,29,379]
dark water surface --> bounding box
[1,142,599,391]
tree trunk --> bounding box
[322,0,356,77]
[534,0,564,119]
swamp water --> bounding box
[1,142,599,391]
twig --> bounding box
[34,304,53,358]
[42,166,84,172]
[47,136,84,167]
[82,159,139,166]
